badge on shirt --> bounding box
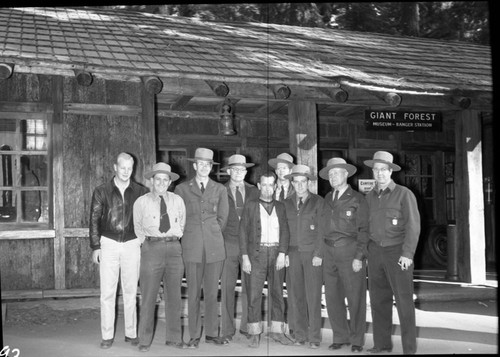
[310,224,315,230]
[392,218,398,225]
[346,210,352,217]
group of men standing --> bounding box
[89,147,420,354]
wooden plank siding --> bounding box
[0,238,54,290]
[0,72,155,292]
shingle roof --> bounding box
[0,6,492,94]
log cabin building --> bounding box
[0,7,494,298]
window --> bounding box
[444,153,455,223]
[0,118,49,226]
[404,153,435,223]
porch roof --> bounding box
[0,6,492,96]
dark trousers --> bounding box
[323,240,367,346]
[184,251,223,339]
[138,239,184,347]
[245,246,286,335]
[287,249,323,343]
[220,254,248,336]
[367,242,417,354]
[284,265,295,335]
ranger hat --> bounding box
[268,153,294,169]
[221,154,255,171]
[364,151,401,172]
[187,148,219,165]
[284,164,315,180]
[319,158,357,180]
[144,162,180,181]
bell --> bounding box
[219,103,236,135]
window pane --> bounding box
[0,189,16,222]
[21,119,48,151]
[21,190,42,222]
[20,155,47,187]
[1,150,14,187]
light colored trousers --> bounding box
[99,236,141,340]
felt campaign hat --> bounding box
[364,151,401,172]
[144,162,180,181]
[268,153,294,169]
[187,148,219,165]
[221,154,255,171]
[319,158,357,180]
[284,164,315,180]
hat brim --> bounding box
[284,172,316,180]
[187,158,219,165]
[319,164,357,180]
[221,163,255,171]
[364,159,401,171]
[144,170,180,181]
[268,158,294,169]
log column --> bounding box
[140,80,159,183]
[288,101,318,193]
[455,110,486,283]
[52,76,65,290]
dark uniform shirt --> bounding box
[318,185,369,261]
[365,180,421,259]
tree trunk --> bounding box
[401,2,420,36]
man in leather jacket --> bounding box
[89,152,148,349]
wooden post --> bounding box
[52,76,65,290]
[454,110,486,283]
[141,84,157,183]
[288,101,318,193]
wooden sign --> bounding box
[365,110,442,131]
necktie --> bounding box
[279,185,285,201]
[298,197,303,210]
[200,182,205,193]
[235,186,244,218]
[159,196,170,233]
[332,190,339,205]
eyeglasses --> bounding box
[196,161,212,168]
[372,167,391,173]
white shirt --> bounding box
[259,204,280,244]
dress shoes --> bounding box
[248,334,260,348]
[138,345,150,352]
[124,336,139,346]
[205,335,229,345]
[269,332,293,345]
[328,342,351,350]
[309,342,320,349]
[186,338,200,349]
[165,340,186,349]
[352,345,364,352]
[100,339,113,349]
[221,334,233,342]
[367,346,393,353]
[293,340,306,346]
[239,329,250,339]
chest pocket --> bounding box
[385,208,404,235]
[338,205,357,231]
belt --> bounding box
[260,242,279,247]
[145,236,179,242]
[324,238,354,247]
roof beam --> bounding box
[170,95,193,110]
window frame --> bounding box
[0,116,50,229]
